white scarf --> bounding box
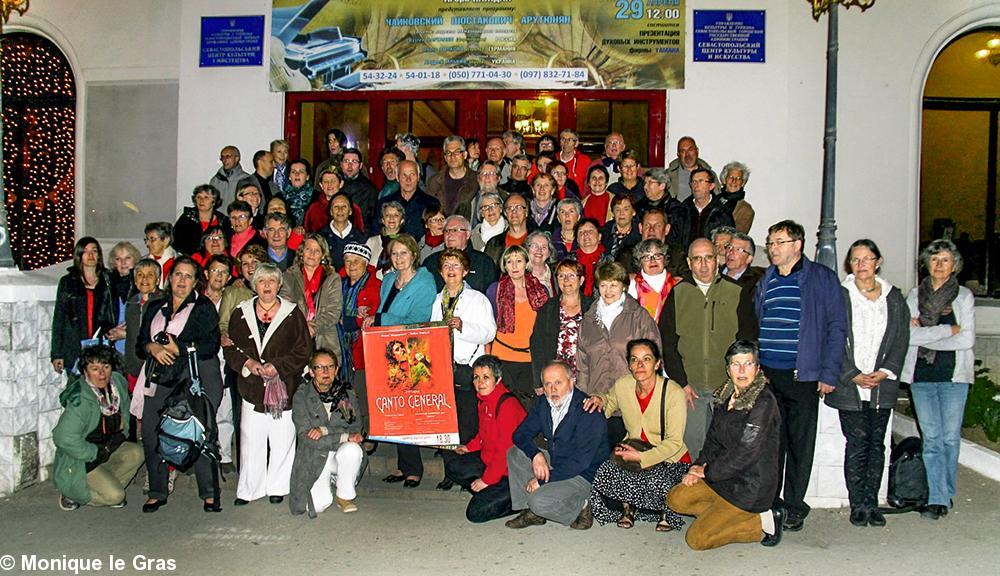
[479,217,507,245]
[596,293,626,331]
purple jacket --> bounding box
[753,256,847,386]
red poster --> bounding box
[362,324,458,446]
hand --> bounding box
[951,324,961,336]
[454,445,469,455]
[683,386,699,410]
[260,363,278,378]
[220,332,233,347]
[357,306,370,317]
[851,373,869,387]
[687,464,706,478]
[614,443,642,463]
[306,427,324,441]
[817,382,835,396]
[526,478,540,493]
[582,396,604,413]
[682,472,702,487]
[347,433,364,444]
[244,358,264,376]
[534,387,544,397]
[293,225,305,237]
[52,359,64,374]
[162,334,180,357]
[148,343,175,365]
[362,316,376,329]
[447,316,463,332]
[911,317,921,327]
[531,452,550,483]
[470,478,488,493]
[107,323,127,341]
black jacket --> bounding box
[696,376,781,513]
[342,174,378,233]
[173,207,225,256]
[529,294,595,388]
[423,246,499,295]
[51,270,116,371]
[669,195,735,247]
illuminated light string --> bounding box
[1,32,76,270]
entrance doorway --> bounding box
[284,89,666,187]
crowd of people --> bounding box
[49,130,974,551]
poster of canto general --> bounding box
[362,324,459,446]
[270,0,685,91]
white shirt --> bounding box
[327,220,353,239]
[843,274,892,402]
[550,388,575,432]
[430,283,497,366]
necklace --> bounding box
[856,281,880,294]
[257,298,280,322]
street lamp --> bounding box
[0,0,30,268]
[808,0,876,271]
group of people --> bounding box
[48,130,973,551]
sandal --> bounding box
[616,503,635,529]
[655,513,673,532]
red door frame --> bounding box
[284,89,666,177]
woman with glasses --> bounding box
[418,206,448,263]
[627,239,680,323]
[143,222,177,289]
[470,192,507,251]
[824,239,909,527]
[583,338,690,532]
[226,201,265,261]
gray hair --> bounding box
[556,197,583,217]
[730,232,756,257]
[133,258,162,282]
[480,192,502,206]
[251,262,283,290]
[442,135,466,151]
[511,153,530,164]
[710,226,738,243]
[525,230,556,266]
[446,214,470,229]
[720,161,751,185]
[381,201,405,219]
[634,238,666,270]
[919,239,964,276]
[502,130,525,148]
[644,167,669,188]
[395,132,421,156]
[265,211,292,228]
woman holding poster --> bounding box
[430,248,497,490]
[365,234,437,488]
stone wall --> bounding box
[0,300,61,496]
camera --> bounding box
[153,331,172,345]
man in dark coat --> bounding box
[423,215,499,294]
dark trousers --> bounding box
[607,416,627,447]
[224,366,243,469]
[500,360,536,412]
[764,366,818,519]
[141,387,219,501]
[440,387,481,469]
[838,404,892,509]
[445,451,514,523]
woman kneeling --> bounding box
[667,340,783,550]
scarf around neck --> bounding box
[496,273,549,333]
[917,275,960,363]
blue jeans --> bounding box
[910,382,970,506]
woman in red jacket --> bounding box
[445,354,526,523]
[337,243,381,439]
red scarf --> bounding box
[576,244,605,297]
[229,227,257,257]
[303,266,324,320]
[424,233,444,248]
[633,272,679,322]
[496,273,548,334]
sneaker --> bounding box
[336,497,358,513]
[570,504,593,530]
[59,496,80,511]
[505,509,547,529]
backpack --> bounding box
[884,436,928,512]
[156,345,219,471]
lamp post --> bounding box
[0,0,30,268]
[809,0,875,271]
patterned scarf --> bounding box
[337,270,369,382]
[88,379,121,417]
[496,273,549,333]
[917,275,960,363]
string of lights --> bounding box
[2,32,76,270]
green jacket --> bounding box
[659,276,758,393]
[52,373,131,504]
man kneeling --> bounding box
[667,340,784,549]
[53,345,144,510]
[506,361,609,529]
[289,349,365,517]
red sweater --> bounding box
[464,382,526,486]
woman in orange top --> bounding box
[487,245,549,410]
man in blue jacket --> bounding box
[754,220,847,532]
[506,361,609,529]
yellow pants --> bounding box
[668,481,762,550]
[86,442,144,506]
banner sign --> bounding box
[270,0,686,91]
[362,324,459,446]
[692,10,765,63]
[200,16,266,67]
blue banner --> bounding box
[693,10,765,63]
[200,15,265,68]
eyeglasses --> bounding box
[689,255,716,264]
[311,364,337,372]
[728,360,757,371]
[443,150,465,158]
[427,217,447,224]
[480,203,500,212]
[850,256,878,265]
[209,268,229,276]
[765,239,797,248]
[445,227,469,234]
[480,172,499,178]
[505,205,526,213]
[229,214,249,221]
[441,262,464,271]
[725,243,752,257]
[144,236,163,244]
[640,253,665,262]
[206,235,225,242]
